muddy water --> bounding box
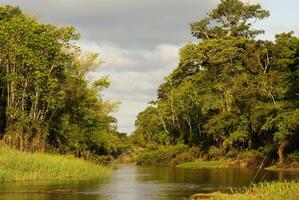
[0,165,298,200]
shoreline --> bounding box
[190,182,299,200]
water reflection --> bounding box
[0,165,298,200]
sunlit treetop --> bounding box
[190,0,270,40]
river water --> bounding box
[0,165,298,200]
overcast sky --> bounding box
[1,0,299,133]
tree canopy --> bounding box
[0,6,125,160]
[134,0,299,164]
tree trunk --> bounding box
[278,141,288,165]
[0,87,7,137]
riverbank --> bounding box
[135,144,269,168]
[133,144,299,171]
[265,162,299,171]
[191,182,299,200]
[176,160,229,169]
[0,146,111,182]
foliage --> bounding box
[208,146,224,160]
[172,147,202,165]
[0,6,125,159]
[287,152,299,162]
[133,0,299,166]
[136,144,190,166]
[237,150,264,160]
[190,0,269,40]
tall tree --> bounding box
[0,6,120,158]
[134,0,299,164]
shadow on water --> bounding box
[0,165,298,200]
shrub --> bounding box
[236,150,265,168]
[226,150,239,159]
[237,150,264,160]
[170,147,201,165]
[287,152,299,162]
[136,144,189,166]
[208,146,223,160]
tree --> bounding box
[0,6,80,151]
[0,6,121,159]
[134,0,299,165]
[190,0,269,40]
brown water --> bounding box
[0,165,298,200]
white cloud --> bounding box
[80,41,180,133]
[1,0,216,48]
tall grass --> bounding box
[0,146,111,182]
[192,182,299,200]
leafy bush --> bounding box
[287,152,299,162]
[170,147,202,165]
[208,146,224,160]
[136,144,189,166]
[235,150,265,168]
[92,155,111,165]
[226,150,239,159]
[237,150,264,160]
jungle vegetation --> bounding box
[1,1,298,169]
[134,0,299,166]
[0,6,127,161]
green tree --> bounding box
[0,6,121,159]
[134,0,299,165]
[190,0,269,40]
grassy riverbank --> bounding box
[265,162,299,171]
[135,144,266,168]
[191,182,299,200]
[176,160,229,169]
[0,146,111,182]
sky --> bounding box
[1,0,299,133]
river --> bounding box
[0,165,298,200]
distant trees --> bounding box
[0,6,123,159]
[134,0,299,164]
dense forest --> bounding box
[134,0,299,165]
[0,6,127,161]
[0,1,298,167]
[0,1,298,199]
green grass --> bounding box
[265,164,299,171]
[0,146,111,182]
[194,182,299,200]
[176,160,229,169]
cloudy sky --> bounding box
[1,0,299,133]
